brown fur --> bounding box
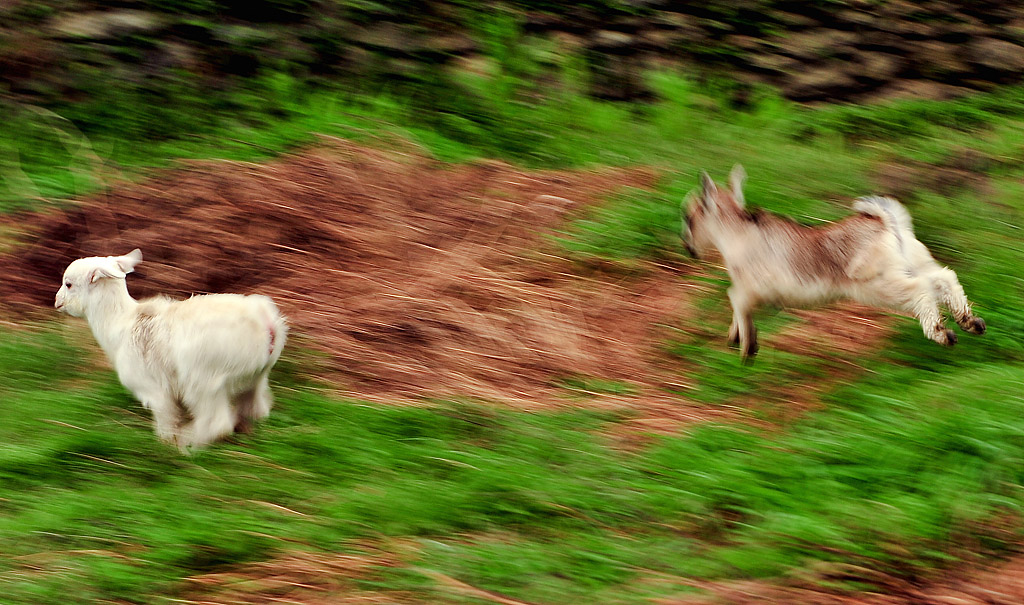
[771,215,886,284]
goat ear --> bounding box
[698,172,719,213]
[89,263,127,283]
[700,171,717,196]
[729,164,747,208]
[116,249,143,275]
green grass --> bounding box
[3,70,878,212]
[2,322,1022,602]
[3,58,1024,602]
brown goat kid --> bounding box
[682,166,985,360]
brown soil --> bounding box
[179,542,1024,605]
[873,148,995,202]
[758,304,897,423]
[179,540,544,605]
[0,139,695,407]
[181,547,411,604]
[668,554,1024,605]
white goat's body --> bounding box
[56,250,287,450]
[683,168,984,359]
[112,294,286,448]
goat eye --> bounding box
[65,281,73,289]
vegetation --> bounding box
[3,11,1024,603]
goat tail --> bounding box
[268,311,288,362]
[853,195,915,236]
[249,294,288,362]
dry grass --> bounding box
[0,140,709,409]
[180,547,408,604]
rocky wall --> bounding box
[2,0,1023,109]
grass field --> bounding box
[2,69,1024,602]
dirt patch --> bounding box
[0,139,698,406]
[873,147,996,202]
[756,304,898,422]
[179,543,1024,605]
[769,304,895,361]
[668,553,1024,605]
[180,547,410,604]
[601,301,900,449]
[180,541,541,605]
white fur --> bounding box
[683,166,985,360]
[55,249,287,451]
[853,195,915,236]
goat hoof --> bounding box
[943,329,957,346]
[742,342,759,363]
[967,317,986,335]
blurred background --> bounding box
[3,2,1024,604]
[3,0,1024,175]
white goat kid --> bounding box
[682,166,985,360]
[55,249,287,450]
